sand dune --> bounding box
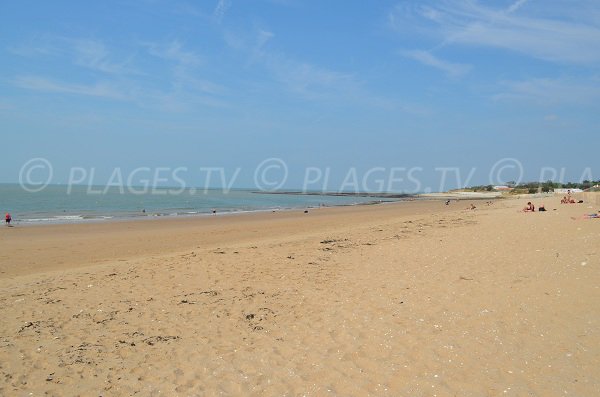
[1,195,599,396]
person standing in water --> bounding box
[5,213,11,225]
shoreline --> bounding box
[3,182,522,227]
[5,191,509,227]
[6,197,403,228]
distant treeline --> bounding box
[469,180,600,194]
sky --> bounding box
[1,0,599,192]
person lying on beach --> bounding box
[466,204,476,210]
[522,202,535,212]
[560,197,579,204]
[571,213,600,220]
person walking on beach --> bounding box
[5,212,11,225]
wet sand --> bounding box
[1,195,599,396]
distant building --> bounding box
[493,185,513,191]
[554,188,583,194]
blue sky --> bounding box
[1,0,599,191]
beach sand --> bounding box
[1,195,599,396]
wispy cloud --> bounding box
[507,0,528,14]
[13,75,128,100]
[170,2,207,18]
[146,40,203,66]
[263,0,298,5]
[145,40,225,93]
[135,89,229,112]
[266,55,357,99]
[10,36,138,75]
[8,42,59,57]
[13,73,228,112]
[221,27,427,114]
[493,77,600,105]
[224,27,358,99]
[223,28,273,58]
[389,0,600,65]
[213,0,231,23]
[402,50,471,78]
[71,39,137,74]
[12,35,229,112]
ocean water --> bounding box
[0,184,400,224]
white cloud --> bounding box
[402,50,471,78]
[256,30,274,54]
[146,40,202,66]
[213,0,231,23]
[146,40,226,94]
[390,0,600,65]
[14,75,128,100]
[225,28,359,100]
[221,28,427,114]
[266,55,357,99]
[13,74,228,112]
[263,0,297,5]
[507,0,528,14]
[72,39,136,74]
[10,35,227,111]
[10,36,138,75]
[8,43,59,57]
[493,77,600,105]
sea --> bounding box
[0,184,402,225]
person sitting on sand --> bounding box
[538,204,546,212]
[569,198,576,204]
[523,202,535,212]
[5,212,11,225]
[561,196,569,204]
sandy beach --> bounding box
[1,195,599,396]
